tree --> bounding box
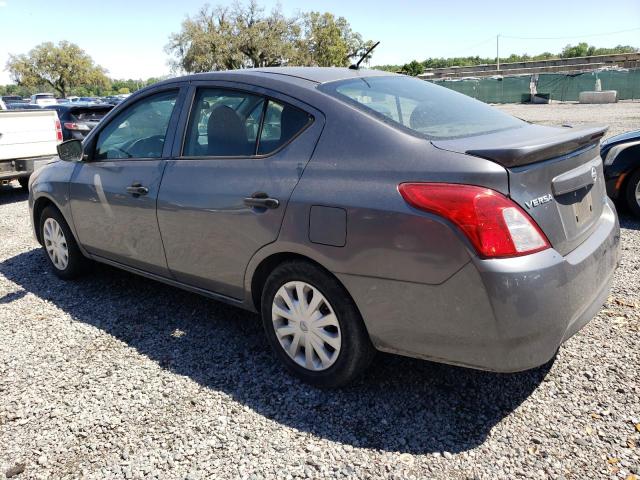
[166,4,244,72]
[6,41,110,98]
[401,60,424,76]
[233,1,303,67]
[561,42,591,58]
[301,12,370,67]
[166,1,374,72]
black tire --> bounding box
[261,260,375,388]
[625,169,640,218]
[18,176,29,192]
[39,206,88,279]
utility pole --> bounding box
[496,34,500,71]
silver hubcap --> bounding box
[272,281,341,371]
[635,180,640,207]
[43,218,69,270]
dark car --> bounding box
[6,103,43,110]
[102,96,124,106]
[29,68,619,387]
[46,104,114,140]
[2,95,27,104]
[601,130,640,217]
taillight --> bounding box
[54,119,63,142]
[398,183,550,258]
[63,122,90,131]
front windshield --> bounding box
[319,75,525,140]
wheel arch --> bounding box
[32,196,58,244]
[248,251,353,314]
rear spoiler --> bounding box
[465,126,608,168]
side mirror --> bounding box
[57,139,84,162]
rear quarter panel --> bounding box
[245,97,509,292]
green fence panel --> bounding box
[433,68,640,103]
[600,69,640,100]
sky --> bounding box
[0,0,639,84]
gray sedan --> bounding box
[28,68,620,387]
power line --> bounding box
[502,26,640,41]
[447,36,495,56]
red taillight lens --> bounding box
[54,119,63,142]
[398,183,551,258]
[63,122,90,131]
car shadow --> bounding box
[0,184,28,205]
[0,249,552,454]
[619,213,640,231]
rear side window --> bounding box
[183,88,312,157]
[95,90,178,160]
[257,100,312,155]
[319,76,524,140]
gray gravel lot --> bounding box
[497,101,640,139]
[1,102,640,479]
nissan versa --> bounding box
[28,68,620,387]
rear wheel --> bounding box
[261,260,375,388]
[39,206,88,279]
[625,169,640,218]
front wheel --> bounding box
[625,169,640,218]
[39,206,88,279]
[261,260,375,388]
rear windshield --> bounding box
[70,107,111,122]
[318,75,525,140]
[35,94,55,99]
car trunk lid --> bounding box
[433,124,608,256]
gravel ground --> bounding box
[1,103,639,479]
[497,101,640,139]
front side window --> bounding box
[94,90,178,160]
[319,76,525,140]
[183,89,313,157]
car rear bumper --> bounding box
[0,156,54,180]
[337,200,620,372]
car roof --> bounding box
[159,67,397,87]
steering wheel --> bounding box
[127,135,165,158]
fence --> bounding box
[431,68,640,103]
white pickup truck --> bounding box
[0,109,61,190]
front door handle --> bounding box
[126,183,149,196]
[243,192,279,209]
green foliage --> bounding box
[6,41,110,98]
[561,43,636,58]
[400,60,424,76]
[375,44,638,72]
[166,0,374,72]
[302,12,370,67]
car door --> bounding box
[157,83,325,299]
[69,86,185,276]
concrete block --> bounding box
[578,90,618,104]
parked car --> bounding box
[6,103,44,110]
[30,93,57,107]
[46,104,114,141]
[2,95,25,104]
[601,130,640,217]
[29,68,620,387]
[102,96,124,106]
[0,109,61,189]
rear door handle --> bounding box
[126,183,149,196]
[243,192,279,209]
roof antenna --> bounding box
[349,41,380,70]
